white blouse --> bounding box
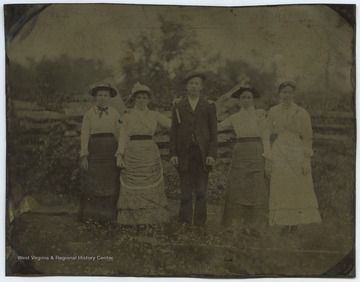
[80,105,121,157]
[116,107,171,156]
[267,103,313,156]
[218,106,271,157]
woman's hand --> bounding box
[170,156,179,166]
[81,156,88,170]
[206,157,216,166]
[117,155,125,168]
[265,158,272,178]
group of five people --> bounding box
[79,70,322,236]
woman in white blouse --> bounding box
[218,83,270,235]
[267,80,321,235]
[116,83,171,227]
[79,82,121,224]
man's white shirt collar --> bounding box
[188,97,199,111]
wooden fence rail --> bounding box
[11,101,356,157]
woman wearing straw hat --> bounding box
[218,83,270,236]
[79,82,121,224]
[267,80,321,235]
[116,82,171,227]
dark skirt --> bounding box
[222,139,268,228]
[79,134,120,223]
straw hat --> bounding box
[278,80,296,92]
[130,82,153,99]
[230,83,260,99]
[89,82,118,97]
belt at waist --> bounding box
[91,133,114,138]
[236,137,261,143]
[130,135,153,141]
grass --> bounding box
[7,137,355,277]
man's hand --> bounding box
[172,98,182,105]
[206,157,216,166]
[81,156,88,170]
[170,156,179,166]
[116,155,125,168]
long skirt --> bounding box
[269,132,322,226]
[78,134,120,223]
[222,138,268,228]
[117,140,169,225]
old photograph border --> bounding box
[4,0,355,278]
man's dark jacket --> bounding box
[169,97,217,172]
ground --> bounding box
[7,138,355,277]
[7,202,354,277]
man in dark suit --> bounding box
[169,70,217,227]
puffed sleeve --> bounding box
[156,111,171,129]
[258,109,271,159]
[80,111,91,157]
[217,115,233,131]
[115,113,129,157]
[114,111,121,142]
[169,106,179,158]
[299,108,313,157]
[207,103,218,159]
[264,107,277,159]
[266,107,276,135]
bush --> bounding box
[15,128,82,197]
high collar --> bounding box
[240,105,255,112]
[280,102,296,110]
[95,104,109,118]
[133,105,149,113]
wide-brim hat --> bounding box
[89,82,118,97]
[130,82,153,98]
[278,80,296,92]
[183,70,207,84]
[230,83,260,99]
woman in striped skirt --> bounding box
[116,83,171,226]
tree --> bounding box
[118,15,206,110]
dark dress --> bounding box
[218,107,269,229]
[78,106,120,223]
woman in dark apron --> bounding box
[78,82,121,224]
[218,83,270,236]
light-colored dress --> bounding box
[218,106,270,227]
[267,103,322,226]
[116,107,171,224]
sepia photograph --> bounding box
[4,1,355,278]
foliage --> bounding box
[118,15,221,110]
[116,15,286,110]
[8,55,113,110]
[219,59,278,96]
[7,15,355,208]
[15,121,82,196]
